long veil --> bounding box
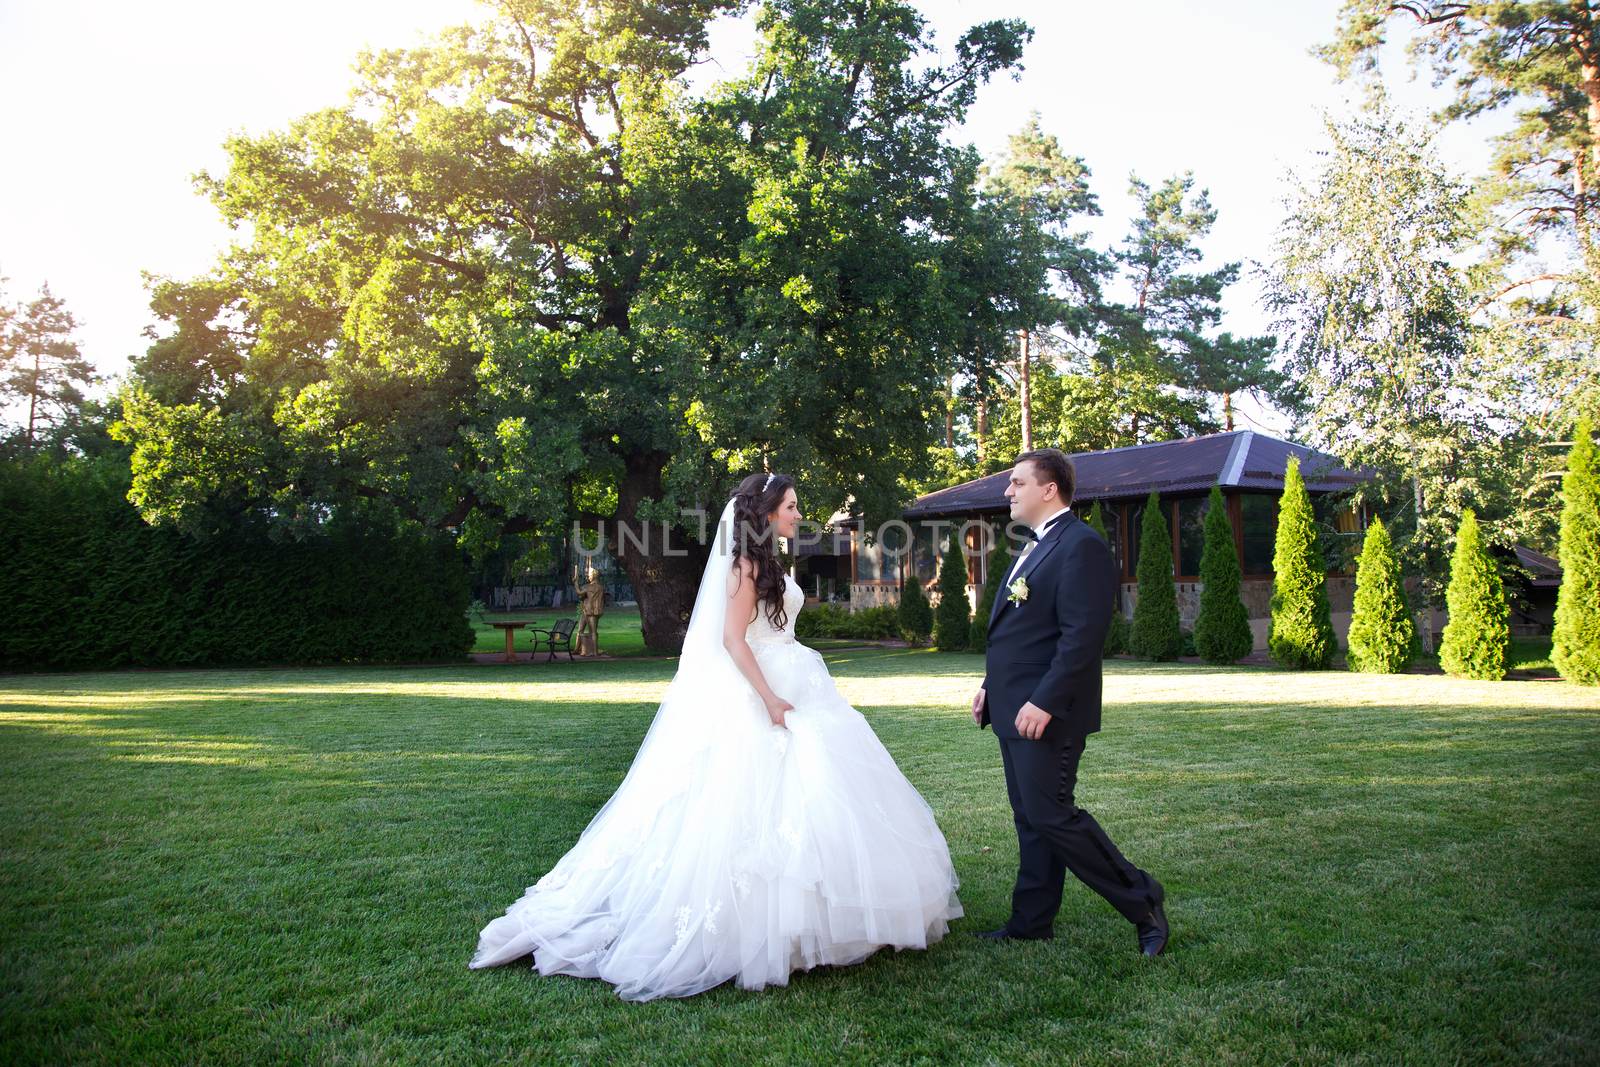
[470,490,964,995]
[539,494,751,854]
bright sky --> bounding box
[0,0,1504,436]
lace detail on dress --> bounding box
[745,573,804,646]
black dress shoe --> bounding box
[975,926,1054,942]
[1136,901,1169,957]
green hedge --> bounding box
[795,603,902,641]
[0,457,475,672]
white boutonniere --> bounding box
[1006,574,1030,606]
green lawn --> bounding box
[2,653,1596,1064]
[469,605,879,657]
[469,605,653,657]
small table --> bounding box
[489,621,531,662]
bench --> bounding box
[529,617,579,662]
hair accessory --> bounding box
[764,472,775,491]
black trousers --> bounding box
[997,731,1160,933]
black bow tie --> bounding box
[1024,517,1060,542]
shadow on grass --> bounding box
[2,661,1598,1064]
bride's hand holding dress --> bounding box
[724,555,794,730]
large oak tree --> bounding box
[111,0,1031,651]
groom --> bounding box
[970,448,1169,956]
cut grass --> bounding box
[469,606,653,657]
[1,653,1596,1064]
[469,606,891,658]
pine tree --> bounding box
[1129,491,1183,660]
[933,529,971,651]
[1345,516,1418,674]
[0,282,98,450]
[1268,456,1336,668]
[968,532,1010,653]
[1084,502,1128,656]
[1438,509,1510,680]
[1553,417,1600,685]
[898,568,932,648]
[1193,484,1253,663]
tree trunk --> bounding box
[1412,470,1434,652]
[610,449,717,654]
[1579,39,1599,260]
[975,357,989,464]
[1223,390,1234,432]
[1019,329,1033,452]
[26,350,38,448]
[944,374,955,447]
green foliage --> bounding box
[1320,2,1600,410]
[1439,509,1510,680]
[1129,491,1182,660]
[1046,356,1220,455]
[0,455,474,671]
[967,532,1009,654]
[1346,516,1418,674]
[1269,457,1337,669]
[1553,418,1600,685]
[979,147,1290,464]
[1264,83,1597,601]
[1111,173,1286,430]
[0,281,100,454]
[104,0,1034,650]
[1083,502,1128,657]
[933,530,970,652]
[794,603,901,642]
[897,572,933,648]
[1103,604,1130,656]
[1193,484,1253,663]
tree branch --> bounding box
[605,79,624,137]
[1469,272,1574,314]
[494,94,599,147]
[1389,3,1470,27]
[1493,313,1582,329]
[414,249,486,282]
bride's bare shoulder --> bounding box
[729,556,758,584]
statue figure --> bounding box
[576,565,606,656]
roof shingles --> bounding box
[903,431,1373,519]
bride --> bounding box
[468,471,963,1000]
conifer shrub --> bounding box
[1439,508,1510,680]
[1193,484,1253,664]
[1553,416,1600,685]
[1345,516,1418,674]
[1129,491,1183,660]
[1268,456,1337,669]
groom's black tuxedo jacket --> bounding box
[980,510,1117,741]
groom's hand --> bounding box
[1015,701,1052,741]
[971,687,986,725]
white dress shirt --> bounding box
[1003,503,1073,588]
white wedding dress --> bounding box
[468,565,963,1001]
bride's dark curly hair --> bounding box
[729,471,795,633]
